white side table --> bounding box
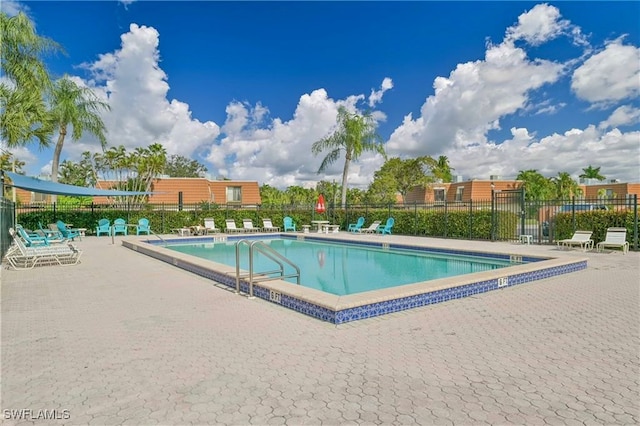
[519,234,533,245]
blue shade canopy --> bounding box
[3,171,153,196]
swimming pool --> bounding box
[167,238,523,296]
[123,234,587,323]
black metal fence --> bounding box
[10,195,639,250]
[1,197,16,260]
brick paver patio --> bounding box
[1,235,638,425]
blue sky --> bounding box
[3,1,639,187]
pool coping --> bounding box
[122,233,588,324]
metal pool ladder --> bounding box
[234,239,300,299]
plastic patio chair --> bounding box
[283,216,296,232]
[56,220,81,241]
[135,218,151,235]
[376,218,395,235]
[113,218,128,236]
[348,217,365,232]
[96,219,111,236]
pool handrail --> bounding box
[234,239,301,298]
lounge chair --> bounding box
[56,220,81,241]
[225,219,241,233]
[348,217,365,233]
[112,218,128,236]
[283,216,296,232]
[16,224,61,246]
[557,230,593,251]
[96,218,111,236]
[6,228,82,270]
[203,218,220,234]
[596,227,629,254]
[136,218,151,235]
[376,217,395,235]
[358,220,382,234]
[242,218,261,233]
[262,218,280,232]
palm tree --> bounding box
[431,155,454,182]
[552,172,579,199]
[516,169,554,201]
[312,106,385,208]
[48,76,109,201]
[579,165,606,181]
[0,12,61,148]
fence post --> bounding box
[469,200,473,239]
[490,190,496,241]
[520,188,526,238]
[414,202,418,236]
[633,194,638,251]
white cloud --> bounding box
[0,0,29,17]
[505,3,569,46]
[205,89,386,188]
[65,23,220,162]
[571,39,640,104]
[387,30,564,156]
[368,77,393,107]
[599,106,640,130]
[443,125,640,182]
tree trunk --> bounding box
[341,152,351,209]
[50,126,66,204]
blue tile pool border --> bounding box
[126,235,587,324]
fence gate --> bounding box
[491,188,525,242]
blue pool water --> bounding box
[167,238,523,296]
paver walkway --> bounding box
[1,235,638,425]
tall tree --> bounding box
[0,12,60,148]
[48,76,109,202]
[259,184,287,205]
[516,169,554,201]
[0,151,25,198]
[431,155,454,183]
[164,154,208,177]
[552,172,579,199]
[369,157,433,204]
[312,107,385,208]
[579,165,606,181]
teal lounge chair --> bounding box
[16,224,50,246]
[376,217,395,235]
[113,218,128,236]
[348,217,365,232]
[283,216,296,232]
[56,220,81,241]
[136,218,151,235]
[96,219,111,236]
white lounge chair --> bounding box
[358,220,382,234]
[5,228,82,269]
[596,228,629,254]
[557,230,593,251]
[242,219,261,233]
[225,219,242,233]
[262,218,280,232]
[203,218,220,234]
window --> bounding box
[434,188,445,203]
[455,187,464,202]
[226,186,242,203]
[32,191,47,204]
